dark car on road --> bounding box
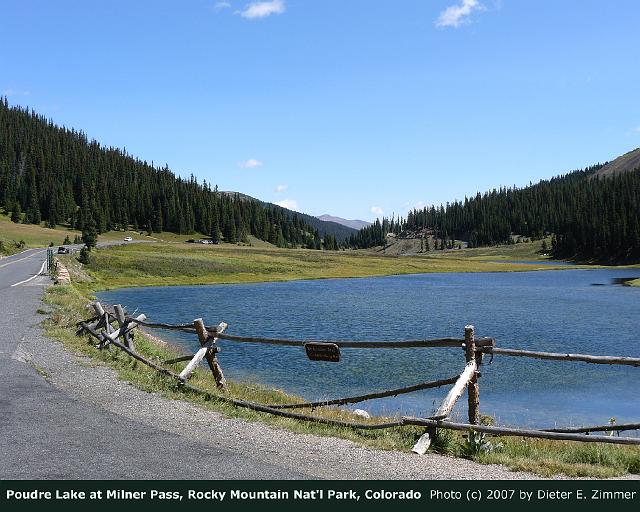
[57,246,70,254]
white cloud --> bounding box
[239,0,285,19]
[237,158,263,169]
[370,206,384,215]
[276,198,298,210]
[275,184,288,193]
[634,126,640,133]
[436,0,484,28]
[214,1,231,10]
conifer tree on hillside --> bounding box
[349,162,640,262]
[0,99,336,249]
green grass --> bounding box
[0,213,80,255]
[476,436,640,478]
[0,211,208,255]
[81,240,586,289]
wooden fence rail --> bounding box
[481,346,640,367]
[77,302,640,452]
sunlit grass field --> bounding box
[85,242,565,289]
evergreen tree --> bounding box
[82,213,98,249]
[10,203,21,223]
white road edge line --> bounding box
[11,259,48,287]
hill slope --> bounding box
[591,148,640,179]
[349,152,640,262]
[0,99,334,250]
[220,191,356,241]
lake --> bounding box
[98,268,640,429]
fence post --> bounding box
[114,304,135,352]
[194,318,227,390]
[465,325,479,425]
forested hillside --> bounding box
[0,99,341,249]
[350,161,640,262]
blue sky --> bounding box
[2,0,639,221]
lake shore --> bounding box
[69,238,634,292]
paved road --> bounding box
[0,248,309,479]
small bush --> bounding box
[77,246,92,265]
[464,430,503,456]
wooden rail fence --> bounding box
[77,302,640,452]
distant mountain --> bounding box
[221,192,357,242]
[317,214,371,231]
[591,148,640,179]
[292,212,357,242]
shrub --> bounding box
[77,246,92,265]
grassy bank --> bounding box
[0,213,80,256]
[43,283,423,452]
[0,212,194,256]
[83,240,587,289]
[40,253,640,478]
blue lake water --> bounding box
[98,269,640,429]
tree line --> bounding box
[349,163,640,262]
[0,99,340,250]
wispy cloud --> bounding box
[214,1,231,10]
[436,0,484,28]
[634,126,640,133]
[237,158,263,169]
[239,0,285,19]
[275,184,288,193]
[370,206,384,215]
[276,198,298,210]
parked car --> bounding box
[57,246,70,254]
[123,237,133,242]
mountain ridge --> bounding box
[220,192,357,241]
[316,215,371,231]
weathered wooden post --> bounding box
[465,325,479,425]
[114,304,135,352]
[92,302,112,346]
[194,318,227,390]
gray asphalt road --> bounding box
[0,248,309,479]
